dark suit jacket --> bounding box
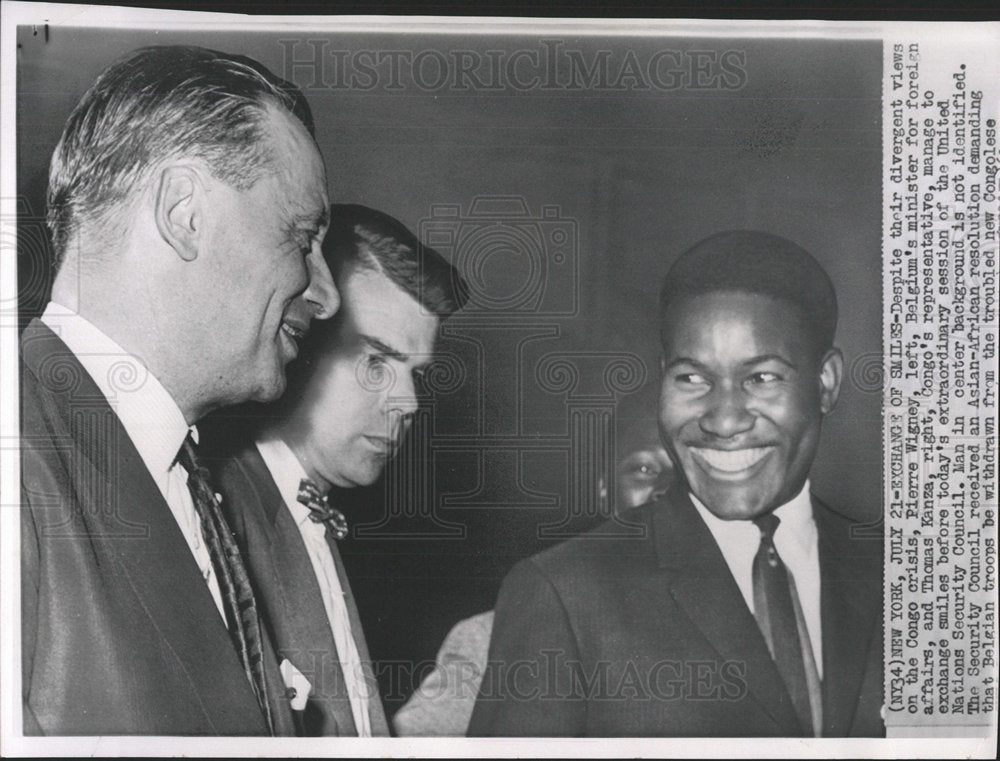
[213,444,390,736]
[20,319,295,735]
[468,482,883,737]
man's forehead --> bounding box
[265,105,328,212]
[661,291,812,354]
[338,267,439,358]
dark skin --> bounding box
[658,291,842,521]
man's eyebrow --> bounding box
[662,354,797,371]
[290,206,330,232]
[662,357,708,372]
[740,354,797,370]
[361,334,408,363]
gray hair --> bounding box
[46,45,315,262]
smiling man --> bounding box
[20,46,338,735]
[469,230,883,737]
[213,204,468,737]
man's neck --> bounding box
[263,422,332,494]
[49,281,203,425]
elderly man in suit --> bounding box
[468,231,883,737]
[212,204,468,736]
[20,45,338,735]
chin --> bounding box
[247,368,287,404]
[351,463,389,488]
[693,487,778,521]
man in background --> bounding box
[602,381,675,514]
[469,231,883,737]
[393,381,675,736]
[213,205,468,736]
[20,45,338,735]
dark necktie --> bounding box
[752,513,822,736]
[297,478,349,540]
[176,434,274,734]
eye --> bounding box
[746,371,781,385]
[675,371,709,387]
[296,231,319,258]
[634,462,660,478]
[621,455,662,481]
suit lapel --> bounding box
[234,447,358,736]
[815,498,882,736]
[652,486,803,735]
[20,320,266,732]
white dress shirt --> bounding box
[40,302,226,620]
[255,435,372,736]
[689,480,823,677]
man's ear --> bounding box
[154,165,203,262]
[818,347,844,415]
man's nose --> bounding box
[389,373,421,418]
[699,382,755,438]
[303,248,340,320]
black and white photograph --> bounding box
[0,3,996,757]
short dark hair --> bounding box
[267,205,468,416]
[47,45,315,262]
[659,230,838,352]
[323,204,469,319]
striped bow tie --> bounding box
[297,478,349,540]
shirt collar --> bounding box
[41,302,193,492]
[254,435,316,529]
[770,480,817,556]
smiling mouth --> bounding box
[690,446,774,474]
[364,435,398,455]
[281,321,308,345]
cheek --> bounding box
[760,389,820,442]
[659,398,697,439]
[305,363,355,415]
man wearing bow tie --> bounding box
[20,45,338,735]
[212,204,468,736]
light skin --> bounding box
[658,291,842,521]
[278,263,440,491]
[50,103,339,423]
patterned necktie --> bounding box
[297,478,349,540]
[176,434,274,734]
[752,513,822,736]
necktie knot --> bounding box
[754,513,781,567]
[297,478,349,541]
[753,512,780,539]
[176,433,201,475]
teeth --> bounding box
[282,323,305,341]
[693,447,771,473]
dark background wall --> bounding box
[17,26,882,713]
